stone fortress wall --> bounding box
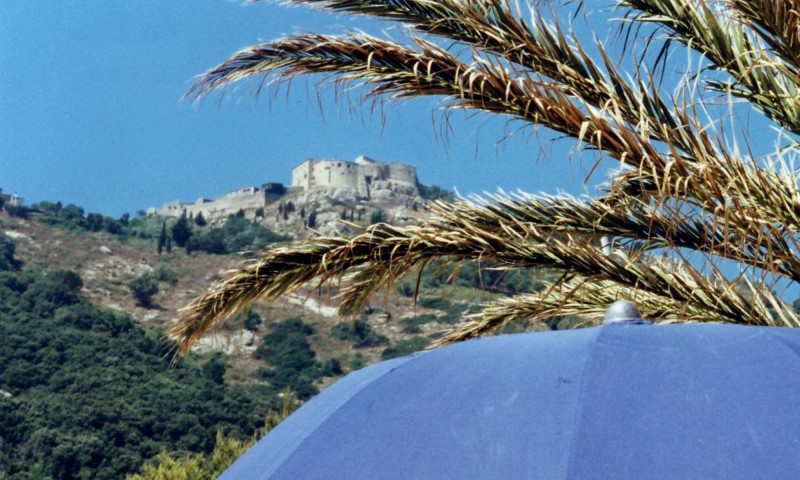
[291,155,418,197]
[150,156,418,219]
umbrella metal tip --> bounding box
[603,300,647,325]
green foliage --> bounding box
[202,354,228,385]
[442,303,469,324]
[381,336,431,360]
[5,204,31,219]
[418,184,455,202]
[127,215,170,241]
[226,310,262,332]
[348,352,365,371]
[126,432,249,480]
[419,261,542,296]
[19,269,83,318]
[128,392,299,480]
[191,216,289,255]
[306,210,317,229]
[417,296,444,309]
[194,212,207,227]
[0,233,20,271]
[254,318,339,400]
[369,209,386,224]
[0,269,271,479]
[30,201,129,236]
[190,228,225,254]
[170,214,192,248]
[399,313,440,334]
[153,265,179,285]
[397,281,414,297]
[129,272,159,308]
[157,222,167,255]
[330,317,388,348]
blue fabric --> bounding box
[220,324,800,479]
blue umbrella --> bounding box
[221,308,800,479]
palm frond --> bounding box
[438,193,800,280]
[171,194,797,354]
[620,0,800,134]
[729,0,800,76]
[438,272,800,344]
[174,0,800,357]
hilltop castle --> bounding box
[149,156,420,219]
[292,155,418,198]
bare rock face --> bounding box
[193,330,257,355]
[261,179,427,238]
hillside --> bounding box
[0,204,523,368]
[0,188,552,478]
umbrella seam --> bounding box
[563,325,606,480]
[263,353,427,479]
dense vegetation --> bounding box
[0,234,273,479]
[128,393,298,480]
[187,214,290,255]
[16,201,290,257]
[254,318,342,400]
[22,201,131,236]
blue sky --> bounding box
[0,1,591,217]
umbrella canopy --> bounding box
[221,322,800,479]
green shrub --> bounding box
[399,313,440,333]
[381,337,431,360]
[254,318,333,400]
[153,265,178,285]
[0,234,19,271]
[128,273,159,307]
[330,318,388,348]
[369,209,386,224]
[418,184,455,202]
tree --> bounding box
[129,393,298,480]
[202,354,228,384]
[369,209,386,224]
[169,0,800,354]
[0,233,19,271]
[171,213,192,248]
[85,213,104,232]
[129,272,159,308]
[157,221,167,255]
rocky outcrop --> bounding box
[148,156,425,233]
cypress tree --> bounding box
[157,221,167,255]
[171,213,192,247]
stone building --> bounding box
[149,156,418,219]
[0,188,23,207]
[291,155,418,198]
